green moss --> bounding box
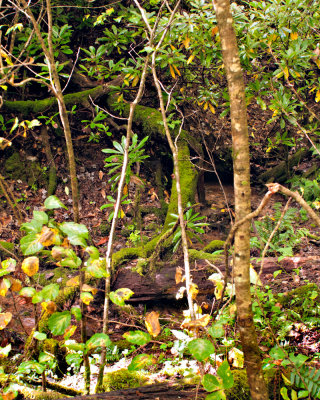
[203,240,225,253]
[36,267,71,287]
[277,283,320,316]
[188,249,223,263]
[103,368,149,392]
[226,369,251,399]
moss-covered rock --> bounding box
[103,368,149,392]
[203,240,225,253]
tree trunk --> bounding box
[214,0,269,398]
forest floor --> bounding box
[1,140,320,397]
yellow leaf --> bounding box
[2,392,16,400]
[145,311,161,337]
[64,324,77,339]
[81,291,94,305]
[82,284,98,295]
[0,279,11,297]
[9,277,22,292]
[173,64,181,77]
[290,32,298,40]
[22,256,39,277]
[209,103,215,114]
[123,79,129,86]
[283,66,289,80]
[41,301,57,314]
[203,102,208,111]
[189,283,199,300]
[0,312,12,330]
[183,36,190,49]
[38,226,59,246]
[170,44,176,51]
[315,58,320,68]
[212,26,219,36]
[228,347,244,368]
[315,89,320,103]
[123,184,128,196]
[187,54,195,65]
[169,64,176,79]
[66,276,80,287]
[120,208,125,219]
[181,314,211,329]
[175,266,184,284]
[132,75,139,87]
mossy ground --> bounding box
[103,368,149,392]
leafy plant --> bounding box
[251,203,309,259]
[169,203,208,252]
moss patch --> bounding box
[203,240,225,253]
[189,249,223,263]
[103,368,149,392]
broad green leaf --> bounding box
[19,287,36,297]
[109,288,134,306]
[80,291,94,305]
[86,259,107,278]
[188,339,215,361]
[85,333,111,353]
[32,292,43,304]
[33,331,47,341]
[1,258,16,275]
[20,234,43,255]
[217,360,233,389]
[288,353,308,368]
[205,391,226,400]
[85,246,100,259]
[127,354,155,371]
[123,330,151,346]
[270,346,286,360]
[17,361,45,375]
[60,222,88,246]
[202,374,221,392]
[64,339,85,352]
[40,284,59,301]
[48,311,71,336]
[280,387,290,400]
[20,211,47,233]
[208,323,225,338]
[39,352,54,365]
[44,196,67,210]
[66,353,82,367]
[71,307,82,321]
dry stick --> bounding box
[258,197,292,281]
[0,174,23,223]
[149,0,196,320]
[95,25,157,396]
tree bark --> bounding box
[214,0,269,398]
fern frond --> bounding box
[291,366,320,398]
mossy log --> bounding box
[58,382,207,400]
[259,148,311,183]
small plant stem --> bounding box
[149,0,195,320]
[0,174,23,223]
[95,29,155,395]
[79,255,90,394]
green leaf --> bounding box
[71,307,82,321]
[86,259,107,278]
[64,340,85,352]
[85,333,112,353]
[205,391,226,400]
[66,353,82,367]
[217,360,233,389]
[20,233,43,255]
[123,330,151,346]
[208,323,225,338]
[21,211,48,233]
[48,311,71,336]
[270,346,286,360]
[202,374,222,392]
[85,246,100,259]
[188,339,215,361]
[109,288,134,306]
[280,387,290,400]
[40,283,59,301]
[44,196,67,210]
[39,352,54,365]
[127,354,154,371]
[60,222,88,246]
[19,287,36,297]
[33,331,47,341]
[32,291,43,304]
[17,361,45,375]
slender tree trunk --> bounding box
[214,0,269,398]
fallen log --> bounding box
[58,382,206,400]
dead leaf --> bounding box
[96,237,108,246]
[101,188,106,199]
[38,226,59,246]
[8,277,22,292]
[145,311,161,337]
[82,284,98,295]
[181,314,211,329]
[66,276,80,287]
[189,283,199,300]
[99,170,104,180]
[0,312,12,330]
[175,266,184,284]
